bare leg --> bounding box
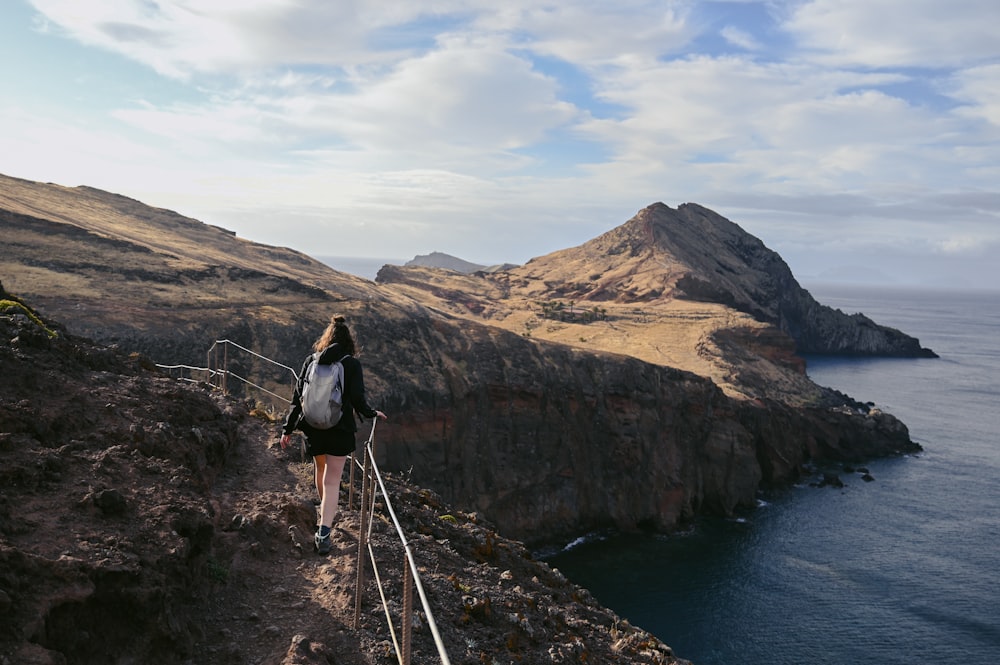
[318,454,348,528]
[313,455,327,503]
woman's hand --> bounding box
[374,410,388,421]
[279,433,291,449]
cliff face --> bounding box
[361,310,917,546]
[634,203,936,356]
[2,174,924,550]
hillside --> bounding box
[0,284,690,664]
[1,172,922,550]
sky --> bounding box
[1,1,999,289]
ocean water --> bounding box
[547,285,1000,665]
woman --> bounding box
[280,315,387,554]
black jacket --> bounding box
[282,343,377,437]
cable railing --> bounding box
[356,420,452,665]
[155,339,298,405]
[157,340,451,665]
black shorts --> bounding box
[304,427,356,457]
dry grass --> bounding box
[378,268,791,401]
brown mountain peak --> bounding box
[507,201,770,305]
[508,204,688,304]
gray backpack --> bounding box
[300,352,347,429]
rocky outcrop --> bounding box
[784,293,936,356]
[487,202,936,357]
[645,203,936,356]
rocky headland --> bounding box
[1,172,933,662]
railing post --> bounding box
[366,437,378,511]
[208,345,215,389]
[402,551,414,665]
[354,445,372,630]
[348,452,356,510]
[221,341,229,394]
[349,422,373,511]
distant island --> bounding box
[404,250,518,274]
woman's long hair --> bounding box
[312,315,357,355]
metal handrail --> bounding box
[155,361,293,404]
[156,339,299,405]
[223,368,292,403]
[359,419,452,665]
[207,338,299,375]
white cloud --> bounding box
[936,234,991,255]
[327,36,579,157]
[784,0,1000,68]
[30,0,278,78]
[106,36,579,178]
[574,55,962,197]
[0,106,167,190]
[720,25,761,51]
[27,0,458,77]
[482,1,692,64]
[29,0,697,79]
[949,64,1000,127]
[113,100,273,146]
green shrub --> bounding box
[0,299,57,338]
